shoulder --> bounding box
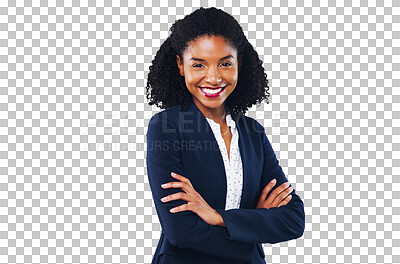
[148,106,181,127]
[147,106,181,139]
[237,114,265,135]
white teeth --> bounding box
[201,87,223,94]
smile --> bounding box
[199,85,227,97]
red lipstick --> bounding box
[198,85,227,98]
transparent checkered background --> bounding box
[0,0,399,263]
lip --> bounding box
[199,85,227,98]
[199,86,226,89]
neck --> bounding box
[193,98,226,125]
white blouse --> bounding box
[205,113,243,210]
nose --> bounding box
[205,66,222,85]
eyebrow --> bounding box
[189,55,234,62]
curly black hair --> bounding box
[146,7,270,119]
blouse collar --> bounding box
[205,113,236,130]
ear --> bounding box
[176,55,184,76]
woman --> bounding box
[146,7,305,264]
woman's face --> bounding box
[176,35,242,114]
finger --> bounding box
[161,181,185,189]
[161,181,193,194]
[266,182,290,204]
[171,172,193,188]
[170,202,190,213]
[161,191,189,203]
[271,186,293,207]
[259,179,277,201]
[277,194,292,207]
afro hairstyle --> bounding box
[146,7,270,119]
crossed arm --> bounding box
[215,124,305,244]
[146,114,305,260]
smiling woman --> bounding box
[145,7,305,264]
[176,36,241,116]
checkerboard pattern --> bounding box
[1,1,399,263]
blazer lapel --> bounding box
[180,98,252,210]
[180,99,227,209]
[235,115,251,209]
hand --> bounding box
[256,179,293,209]
[161,172,221,226]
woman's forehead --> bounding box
[182,36,237,59]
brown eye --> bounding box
[192,64,202,68]
[221,62,232,67]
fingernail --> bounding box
[171,172,176,176]
[161,184,167,188]
[271,179,276,183]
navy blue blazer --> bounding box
[146,98,305,264]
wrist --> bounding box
[214,210,226,227]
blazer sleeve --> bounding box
[215,123,305,244]
[146,113,256,262]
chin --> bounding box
[203,101,226,110]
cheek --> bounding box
[233,74,238,83]
[225,70,238,83]
[185,72,201,85]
